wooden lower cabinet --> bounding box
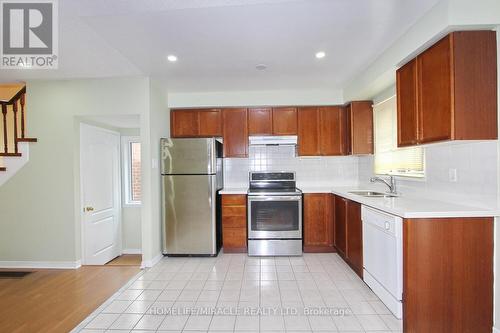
[222,194,247,253]
[333,195,362,278]
[303,193,335,252]
[334,195,347,257]
[345,201,362,277]
[403,217,493,333]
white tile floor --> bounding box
[75,253,402,333]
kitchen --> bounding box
[156,30,498,332]
[0,1,499,333]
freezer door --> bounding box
[162,174,216,255]
[161,138,216,175]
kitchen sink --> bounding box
[348,190,398,198]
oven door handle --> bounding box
[248,196,302,201]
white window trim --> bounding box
[121,136,141,206]
[373,94,426,179]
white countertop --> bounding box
[219,187,247,195]
[221,185,500,218]
[330,186,500,219]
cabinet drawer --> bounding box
[223,216,247,228]
[223,227,247,248]
[222,206,246,217]
[222,195,247,205]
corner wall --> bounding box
[0,77,149,266]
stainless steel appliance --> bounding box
[247,172,302,256]
[161,138,223,256]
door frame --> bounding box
[79,123,123,265]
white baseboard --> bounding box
[0,260,82,269]
[141,253,163,268]
[122,248,142,255]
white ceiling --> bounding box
[0,0,440,93]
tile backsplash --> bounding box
[358,141,499,208]
[224,145,359,188]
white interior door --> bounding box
[81,124,121,265]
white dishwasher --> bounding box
[362,206,403,319]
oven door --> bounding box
[248,195,302,239]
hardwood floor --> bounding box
[106,254,142,266]
[0,266,140,333]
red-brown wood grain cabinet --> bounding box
[272,107,298,135]
[345,200,362,277]
[396,30,497,147]
[248,108,273,135]
[170,109,222,137]
[333,195,347,257]
[303,193,335,253]
[403,217,493,332]
[222,108,248,158]
[221,195,247,253]
[345,101,373,155]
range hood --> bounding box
[249,135,297,146]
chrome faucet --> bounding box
[370,176,397,195]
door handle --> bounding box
[84,206,94,212]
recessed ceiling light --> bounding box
[315,51,326,59]
[167,55,178,62]
[255,64,267,71]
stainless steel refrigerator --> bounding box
[161,138,223,256]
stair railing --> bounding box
[0,86,35,157]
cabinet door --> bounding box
[417,35,452,143]
[223,108,248,158]
[397,59,419,147]
[346,200,363,277]
[272,107,298,135]
[319,106,347,156]
[303,194,334,252]
[222,195,247,253]
[248,108,272,135]
[350,102,373,154]
[345,105,352,155]
[171,110,199,137]
[199,109,222,137]
[298,107,320,156]
[334,196,347,257]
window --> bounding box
[373,95,424,178]
[122,136,141,205]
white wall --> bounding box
[140,78,169,267]
[168,89,344,108]
[0,77,149,265]
[224,145,359,189]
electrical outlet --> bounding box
[448,168,458,182]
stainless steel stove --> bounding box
[247,172,303,256]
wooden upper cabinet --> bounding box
[347,101,373,155]
[171,110,199,137]
[171,109,221,138]
[396,30,497,146]
[417,35,453,143]
[298,107,321,156]
[272,107,297,135]
[198,109,222,137]
[223,108,248,158]
[396,59,419,147]
[346,200,363,278]
[303,193,334,252]
[248,108,272,135]
[334,195,347,257]
[319,106,347,155]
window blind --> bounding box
[373,95,424,177]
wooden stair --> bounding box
[0,85,37,173]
